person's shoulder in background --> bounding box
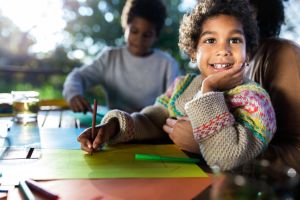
[247,37,300,173]
[246,37,300,87]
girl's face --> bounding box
[193,15,247,78]
[124,16,157,57]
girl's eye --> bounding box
[204,38,216,44]
[230,38,242,43]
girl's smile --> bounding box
[209,62,234,71]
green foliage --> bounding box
[0,72,65,99]
[0,0,196,99]
[61,0,191,70]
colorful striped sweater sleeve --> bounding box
[185,81,276,171]
[225,82,276,146]
[155,74,197,117]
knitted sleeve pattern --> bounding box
[101,109,134,144]
[225,82,276,145]
[101,105,170,144]
[185,81,276,171]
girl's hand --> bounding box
[77,118,119,153]
[163,117,200,154]
[201,63,245,93]
[69,95,92,114]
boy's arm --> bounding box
[63,50,109,102]
[185,84,276,171]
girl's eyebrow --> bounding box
[200,29,244,38]
[200,31,214,38]
[230,29,244,35]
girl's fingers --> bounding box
[227,62,244,76]
[163,124,173,135]
[78,134,93,153]
[77,128,93,149]
[166,118,177,126]
[230,65,244,74]
[231,71,244,80]
[80,141,93,153]
[230,66,244,78]
[93,128,104,149]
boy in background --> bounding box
[63,0,179,113]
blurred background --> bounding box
[0,0,299,102]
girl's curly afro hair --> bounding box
[179,0,258,58]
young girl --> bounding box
[78,0,276,171]
[163,0,286,154]
[63,0,179,113]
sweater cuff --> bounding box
[185,92,235,142]
[101,109,134,144]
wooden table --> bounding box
[1,107,213,200]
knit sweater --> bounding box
[101,74,276,171]
[63,46,179,113]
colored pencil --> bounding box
[25,179,59,200]
[90,99,97,155]
[91,99,97,141]
[135,154,200,163]
[19,180,35,200]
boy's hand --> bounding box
[201,63,245,93]
[69,95,92,114]
[77,118,119,153]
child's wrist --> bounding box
[201,80,214,93]
[107,118,120,138]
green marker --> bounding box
[135,154,200,163]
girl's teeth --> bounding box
[213,64,230,69]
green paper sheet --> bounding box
[0,144,207,180]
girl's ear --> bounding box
[246,54,250,63]
[245,54,250,67]
[190,52,196,63]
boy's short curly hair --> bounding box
[179,0,258,58]
[249,0,285,41]
[121,0,166,36]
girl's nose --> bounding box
[216,43,232,56]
